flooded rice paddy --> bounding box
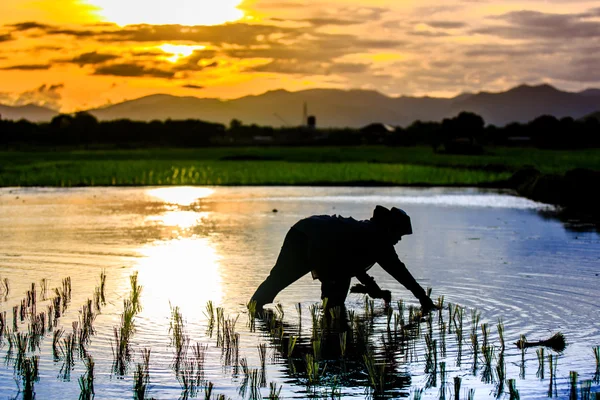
[0,186,599,399]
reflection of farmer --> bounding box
[250,205,437,312]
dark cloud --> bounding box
[0,34,13,43]
[94,63,175,78]
[61,51,119,66]
[171,49,218,72]
[302,18,363,27]
[250,59,368,75]
[476,10,600,39]
[0,64,51,70]
[9,22,50,31]
[425,21,466,29]
[182,84,205,89]
[407,31,450,37]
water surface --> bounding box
[0,187,599,399]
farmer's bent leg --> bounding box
[320,276,352,308]
[250,227,311,308]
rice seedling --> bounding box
[53,328,64,361]
[286,335,298,358]
[481,345,495,384]
[28,312,45,352]
[60,332,76,381]
[26,282,37,317]
[519,334,526,379]
[548,353,558,398]
[339,331,347,358]
[466,388,475,400]
[20,356,39,400]
[249,368,262,400]
[79,299,96,346]
[593,346,599,383]
[581,380,592,400]
[439,361,447,400]
[169,305,189,373]
[99,270,107,304]
[312,336,322,361]
[112,298,137,375]
[20,299,27,322]
[508,379,520,400]
[497,318,505,351]
[496,351,506,397]
[12,305,18,331]
[129,272,142,313]
[570,371,578,400]
[177,359,201,399]
[305,353,325,386]
[470,331,479,374]
[40,278,48,301]
[78,354,95,400]
[0,311,5,340]
[453,377,461,400]
[515,332,566,353]
[268,381,282,400]
[536,348,545,380]
[258,343,268,387]
[413,388,424,400]
[206,300,216,335]
[191,343,207,383]
[363,350,385,395]
[134,348,151,400]
[14,331,29,370]
[440,322,447,358]
[425,333,435,373]
[1,277,9,300]
[205,381,214,400]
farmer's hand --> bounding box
[381,290,392,307]
[419,296,439,314]
[350,284,368,294]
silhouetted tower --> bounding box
[303,102,308,126]
[307,115,316,130]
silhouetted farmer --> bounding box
[250,205,437,312]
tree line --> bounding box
[1,111,599,152]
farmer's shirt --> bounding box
[292,214,427,300]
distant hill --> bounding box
[0,104,58,122]
[2,84,600,127]
[583,110,600,121]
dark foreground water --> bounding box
[0,187,599,399]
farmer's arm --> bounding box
[377,246,435,310]
[354,271,391,304]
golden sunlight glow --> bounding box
[147,187,214,206]
[159,44,206,63]
[86,0,244,26]
[135,237,223,318]
[147,210,210,229]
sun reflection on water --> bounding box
[135,237,222,320]
[147,187,214,206]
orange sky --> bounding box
[0,0,598,112]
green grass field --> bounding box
[1,146,598,187]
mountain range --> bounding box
[1,84,600,128]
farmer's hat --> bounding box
[372,205,413,236]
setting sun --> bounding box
[159,44,206,63]
[86,0,244,26]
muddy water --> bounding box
[0,187,599,399]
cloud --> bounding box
[0,64,51,70]
[424,21,466,29]
[63,51,119,66]
[250,59,369,75]
[476,10,600,39]
[4,83,65,109]
[182,84,204,89]
[9,22,50,32]
[0,34,13,43]
[94,63,175,78]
